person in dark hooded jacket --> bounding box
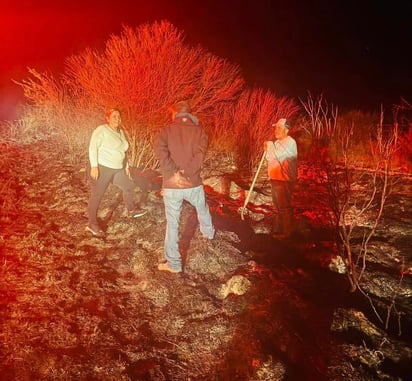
[154,101,215,273]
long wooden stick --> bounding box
[240,150,266,220]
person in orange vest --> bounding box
[264,118,298,239]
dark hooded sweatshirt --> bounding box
[154,113,208,189]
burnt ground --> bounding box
[0,139,411,381]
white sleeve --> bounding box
[88,127,103,167]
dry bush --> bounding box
[302,95,401,326]
[0,142,22,228]
[1,112,43,144]
[393,98,412,171]
[14,71,65,139]
[0,172,18,222]
[300,93,339,163]
[336,110,378,166]
[17,21,245,167]
[211,88,299,172]
[16,21,310,171]
[397,124,412,170]
[300,93,338,139]
[300,94,397,171]
[16,69,100,164]
[335,111,399,293]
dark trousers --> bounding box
[270,180,295,235]
[88,165,135,227]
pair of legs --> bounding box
[130,168,158,205]
[88,165,136,229]
[270,180,295,237]
[162,185,215,272]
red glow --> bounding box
[0,4,126,119]
[1,8,115,73]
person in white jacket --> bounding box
[264,118,298,239]
[86,108,146,237]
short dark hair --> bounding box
[171,101,191,114]
[105,107,121,118]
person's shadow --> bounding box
[179,203,200,269]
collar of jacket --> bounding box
[175,112,199,125]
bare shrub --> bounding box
[15,21,306,173]
[1,111,45,144]
[0,143,20,226]
[300,93,338,143]
[335,110,399,292]
[0,175,17,222]
[212,88,299,172]
[393,98,412,171]
[16,21,245,167]
[303,97,401,327]
[397,124,412,169]
[15,69,99,164]
[336,110,379,166]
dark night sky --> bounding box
[1,0,411,120]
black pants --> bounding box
[87,165,135,227]
[270,180,295,235]
[270,180,294,213]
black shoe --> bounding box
[129,208,147,218]
[85,225,105,238]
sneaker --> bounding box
[129,208,147,218]
[157,262,181,273]
[85,225,105,238]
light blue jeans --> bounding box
[163,185,215,272]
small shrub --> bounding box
[396,123,412,171]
